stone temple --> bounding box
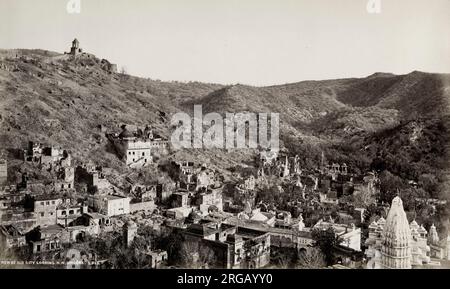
[365,196,437,269]
[381,197,414,268]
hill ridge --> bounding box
[1,48,450,198]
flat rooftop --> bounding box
[104,194,128,200]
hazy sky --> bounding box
[1,0,449,85]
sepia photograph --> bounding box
[0,0,450,282]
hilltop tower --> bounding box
[381,196,412,269]
[70,38,82,56]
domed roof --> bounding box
[250,210,269,222]
[383,197,411,248]
[124,220,137,228]
[188,210,202,220]
[369,221,378,229]
[410,220,419,230]
[119,128,134,139]
[418,225,427,234]
[237,212,250,220]
[208,205,219,213]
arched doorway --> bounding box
[76,232,86,242]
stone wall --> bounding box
[130,201,156,214]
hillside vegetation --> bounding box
[1,49,450,198]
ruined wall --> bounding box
[130,201,156,214]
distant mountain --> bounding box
[1,48,450,196]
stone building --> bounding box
[72,212,112,235]
[100,59,118,73]
[243,175,256,191]
[365,196,433,269]
[196,187,224,214]
[89,194,130,217]
[172,191,190,208]
[107,126,153,168]
[156,182,176,205]
[54,167,75,192]
[224,214,313,251]
[149,133,169,156]
[183,221,271,269]
[23,142,72,170]
[148,250,168,269]
[28,224,69,254]
[428,224,450,260]
[56,200,88,227]
[0,224,26,249]
[195,167,215,192]
[128,184,157,213]
[129,184,157,202]
[174,161,199,191]
[259,149,278,168]
[34,195,64,227]
[77,164,111,193]
[0,203,37,234]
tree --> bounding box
[360,204,383,250]
[297,248,326,269]
[271,247,296,269]
[178,241,216,269]
[256,185,276,204]
[401,187,427,211]
[276,253,292,269]
[379,170,405,204]
[353,186,376,208]
[311,227,341,266]
[418,174,438,198]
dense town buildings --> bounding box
[0,121,449,270]
[183,221,271,269]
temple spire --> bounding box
[381,196,412,269]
